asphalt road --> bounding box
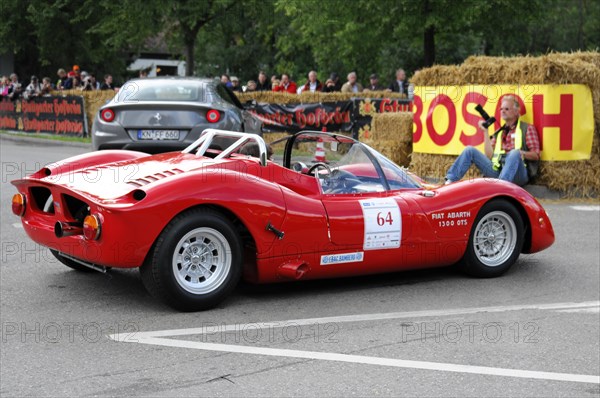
[1,136,599,397]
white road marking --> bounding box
[12,223,23,229]
[557,307,600,314]
[570,205,600,211]
[131,337,599,384]
[109,301,600,384]
[117,300,600,339]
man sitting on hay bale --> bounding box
[445,95,540,187]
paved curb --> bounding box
[0,131,92,149]
[523,184,562,200]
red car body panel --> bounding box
[12,133,555,284]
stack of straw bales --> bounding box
[410,52,600,196]
[363,112,413,167]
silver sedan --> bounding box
[92,77,261,152]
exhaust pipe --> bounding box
[277,261,309,280]
[55,221,83,238]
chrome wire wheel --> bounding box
[472,211,517,267]
[172,227,231,294]
[141,208,243,311]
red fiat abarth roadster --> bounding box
[11,130,554,311]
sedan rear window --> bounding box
[116,81,205,102]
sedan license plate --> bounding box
[137,130,180,140]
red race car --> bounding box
[11,130,555,311]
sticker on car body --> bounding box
[360,198,401,250]
[320,252,364,265]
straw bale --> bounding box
[536,134,600,197]
[237,90,404,104]
[410,65,463,86]
[423,53,599,93]
[362,138,411,167]
[365,112,413,166]
[370,112,413,142]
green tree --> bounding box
[0,0,129,83]
[1,0,597,86]
[90,0,235,76]
[192,1,291,81]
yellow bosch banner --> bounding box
[412,85,594,160]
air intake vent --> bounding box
[126,168,184,187]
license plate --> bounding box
[137,130,180,140]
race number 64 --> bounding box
[377,211,394,226]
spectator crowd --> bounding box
[220,68,413,98]
[2,64,413,101]
[1,64,117,101]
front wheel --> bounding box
[140,208,243,311]
[460,199,525,277]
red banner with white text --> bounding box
[0,96,87,137]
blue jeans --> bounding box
[446,146,529,186]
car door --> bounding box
[316,142,419,271]
[321,189,410,250]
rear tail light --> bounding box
[100,108,115,122]
[83,215,102,240]
[206,109,221,123]
[12,193,26,216]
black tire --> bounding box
[50,249,95,272]
[460,199,525,278]
[140,208,243,311]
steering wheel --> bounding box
[325,169,363,193]
[308,162,332,176]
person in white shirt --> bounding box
[24,76,42,100]
[387,68,408,96]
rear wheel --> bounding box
[460,199,525,277]
[140,208,243,311]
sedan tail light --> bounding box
[206,109,221,123]
[100,108,115,122]
[12,193,26,216]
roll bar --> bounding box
[182,129,268,166]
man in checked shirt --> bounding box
[445,95,540,186]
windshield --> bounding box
[366,147,422,190]
[286,132,421,194]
